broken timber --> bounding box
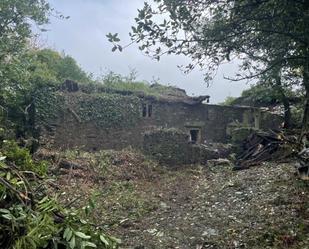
[233,130,300,170]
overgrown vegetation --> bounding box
[222,84,298,107]
[34,88,66,126]
[74,93,141,128]
[1,0,309,248]
[221,84,304,128]
[0,3,184,246]
[52,149,160,229]
[0,0,92,136]
[0,138,120,249]
[79,71,186,99]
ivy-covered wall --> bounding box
[34,88,282,152]
[70,93,141,128]
[34,89,145,150]
[34,88,65,126]
[35,89,142,128]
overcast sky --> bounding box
[40,0,251,103]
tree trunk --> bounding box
[302,72,309,135]
[300,0,309,138]
[282,96,291,129]
[274,69,291,129]
[301,46,309,138]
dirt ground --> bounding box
[51,150,309,249]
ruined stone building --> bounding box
[34,81,281,156]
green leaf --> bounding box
[69,236,76,249]
[64,227,70,239]
[82,241,97,248]
[89,198,95,209]
[75,231,91,239]
[64,227,73,241]
[109,236,121,244]
[132,26,137,33]
[99,235,109,246]
[80,218,87,224]
[2,213,13,220]
[27,237,37,248]
[6,172,11,180]
[0,208,11,214]
[38,196,49,204]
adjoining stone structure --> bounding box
[34,82,282,155]
[143,128,229,165]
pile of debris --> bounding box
[234,130,300,170]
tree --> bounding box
[255,67,302,129]
[109,0,309,132]
[0,47,93,137]
[30,49,92,84]
[0,0,51,120]
[0,0,50,63]
[225,81,303,127]
[220,96,237,106]
[0,0,90,135]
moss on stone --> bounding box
[143,128,190,165]
[230,127,257,144]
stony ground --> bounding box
[48,150,309,249]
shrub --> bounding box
[0,140,120,249]
[2,140,47,176]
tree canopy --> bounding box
[0,1,91,133]
[0,0,50,62]
[121,0,308,79]
[109,0,309,131]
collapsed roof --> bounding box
[60,80,210,105]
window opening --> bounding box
[142,103,153,117]
[190,129,199,144]
[148,104,152,117]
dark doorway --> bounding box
[142,104,147,117]
[142,103,153,117]
[190,129,199,143]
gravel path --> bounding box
[114,163,309,249]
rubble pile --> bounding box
[234,130,304,171]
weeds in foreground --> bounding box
[0,140,120,249]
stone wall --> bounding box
[142,128,221,165]
[143,128,191,165]
[35,89,282,151]
[142,101,278,142]
[36,90,144,150]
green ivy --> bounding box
[34,88,65,126]
[74,93,141,128]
